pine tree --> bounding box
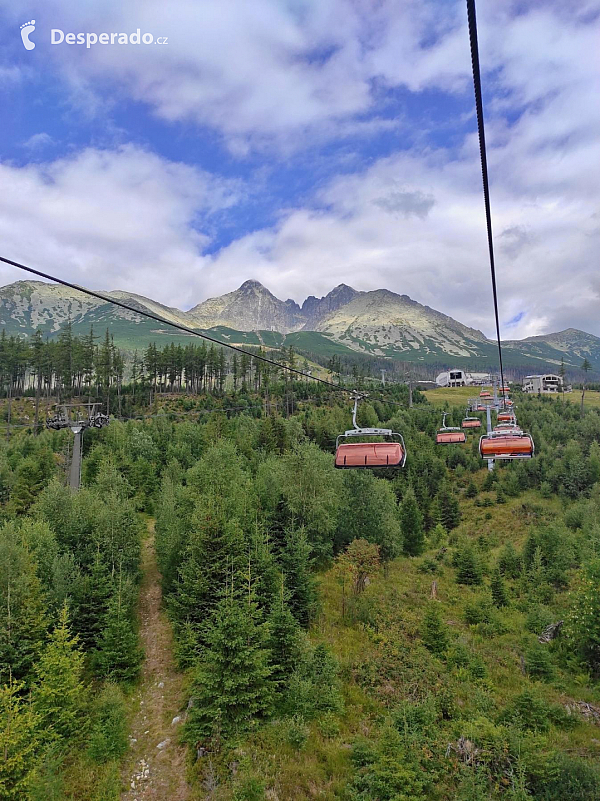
[465,480,478,499]
[454,545,482,586]
[0,679,39,800]
[422,604,449,655]
[490,568,509,607]
[400,488,424,556]
[0,535,47,685]
[267,590,302,692]
[280,528,316,627]
[437,484,461,530]
[71,553,112,650]
[34,604,86,741]
[184,593,274,745]
[93,583,142,684]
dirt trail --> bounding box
[121,520,190,801]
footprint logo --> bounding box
[20,20,36,50]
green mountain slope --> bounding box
[1,279,598,372]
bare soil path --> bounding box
[121,520,190,801]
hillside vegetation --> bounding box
[1,382,600,799]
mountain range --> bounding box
[0,279,598,373]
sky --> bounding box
[0,0,599,339]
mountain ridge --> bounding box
[0,279,598,372]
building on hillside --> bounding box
[436,369,491,388]
[522,374,564,394]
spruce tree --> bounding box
[34,604,86,742]
[93,584,142,684]
[184,593,274,744]
[490,568,509,607]
[0,679,39,800]
[71,553,112,650]
[0,535,47,685]
[465,480,478,499]
[437,484,461,530]
[280,527,316,627]
[400,488,425,557]
[267,591,302,693]
[422,604,449,655]
[454,545,482,586]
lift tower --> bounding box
[46,403,110,490]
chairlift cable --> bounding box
[466,0,507,397]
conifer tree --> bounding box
[267,589,302,693]
[400,488,425,556]
[280,527,316,627]
[465,480,478,499]
[0,535,47,685]
[490,568,509,608]
[0,679,39,800]
[34,604,86,741]
[93,581,142,684]
[184,592,274,745]
[454,545,482,586]
[422,603,449,655]
[72,553,112,650]
[436,484,461,530]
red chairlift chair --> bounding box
[436,412,467,444]
[335,394,407,469]
[479,431,534,460]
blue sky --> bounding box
[0,0,599,338]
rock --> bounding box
[157,738,171,749]
[538,621,563,643]
[171,715,182,726]
[157,681,164,688]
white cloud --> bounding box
[1,0,599,338]
[0,146,240,308]
[22,132,54,150]
[6,0,472,150]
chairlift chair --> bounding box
[462,409,482,430]
[497,411,514,422]
[335,394,407,469]
[436,412,467,444]
[479,430,534,460]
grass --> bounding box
[424,386,600,410]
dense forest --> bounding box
[1,373,600,799]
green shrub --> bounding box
[527,753,600,799]
[524,642,554,682]
[285,716,309,750]
[87,683,128,763]
[233,776,266,801]
[498,543,522,578]
[464,598,492,626]
[501,688,551,732]
[317,711,341,739]
[525,606,554,635]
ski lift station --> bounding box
[522,374,567,394]
[435,369,491,388]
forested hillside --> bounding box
[1,381,600,799]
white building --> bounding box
[522,374,564,394]
[436,369,491,388]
